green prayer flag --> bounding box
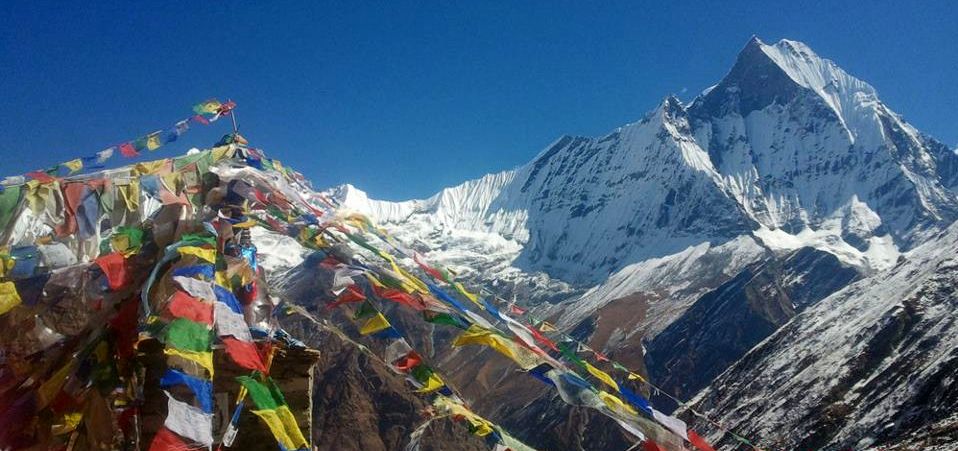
[423,311,468,329]
[0,186,22,232]
[410,364,434,384]
[180,233,217,248]
[165,318,211,352]
[236,376,281,410]
[558,342,586,368]
[353,301,377,320]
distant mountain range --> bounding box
[264,37,958,449]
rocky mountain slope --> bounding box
[688,221,958,450]
[296,36,958,449]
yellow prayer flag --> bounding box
[215,270,232,290]
[539,321,558,332]
[133,159,169,176]
[161,172,180,194]
[146,132,162,150]
[365,273,387,289]
[52,412,83,436]
[598,390,638,416]
[359,312,391,335]
[275,405,309,449]
[627,372,647,383]
[584,362,619,392]
[118,178,140,212]
[0,281,22,316]
[63,158,83,174]
[38,362,75,408]
[178,246,217,264]
[251,409,299,451]
[453,282,479,304]
[211,146,234,162]
[164,348,214,376]
[452,325,541,370]
[231,219,258,229]
[415,373,445,393]
[0,253,13,278]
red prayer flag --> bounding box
[374,286,426,311]
[594,352,610,362]
[411,253,444,279]
[118,143,138,158]
[222,337,267,373]
[110,298,140,360]
[95,252,131,290]
[527,325,560,352]
[190,114,210,125]
[688,430,716,451]
[509,304,526,315]
[237,280,257,306]
[168,291,214,325]
[391,351,422,373]
[25,171,56,183]
[642,440,666,451]
[150,427,204,451]
[327,284,366,309]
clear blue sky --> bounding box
[1,1,956,200]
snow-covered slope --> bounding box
[689,222,958,450]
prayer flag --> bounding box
[359,312,391,335]
[159,369,213,413]
[63,158,83,174]
[214,302,252,341]
[584,362,619,392]
[149,427,205,451]
[617,381,654,416]
[391,351,422,373]
[688,430,716,451]
[222,337,266,372]
[95,252,131,290]
[235,376,308,451]
[651,408,689,441]
[174,276,216,302]
[164,348,214,376]
[171,264,215,280]
[0,281,22,316]
[165,318,211,352]
[119,143,138,158]
[453,325,541,370]
[326,284,365,309]
[147,132,162,150]
[163,392,213,446]
[168,291,213,325]
[539,321,557,332]
[178,246,216,264]
[411,365,444,393]
[97,147,115,163]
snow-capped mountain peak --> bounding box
[331,37,958,287]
